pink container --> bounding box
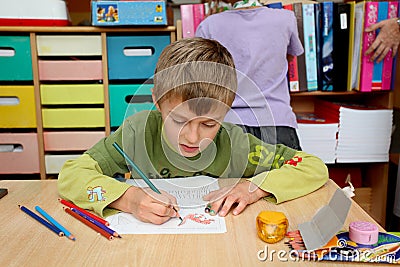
[0,133,40,173]
[349,221,379,245]
[43,131,105,151]
[38,60,103,81]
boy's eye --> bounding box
[172,119,185,125]
[203,122,217,128]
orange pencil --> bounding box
[58,198,110,226]
[63,207,113,240]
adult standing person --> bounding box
[196,0,304,150]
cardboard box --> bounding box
[91,0,167,26]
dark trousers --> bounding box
[236,125,302,151]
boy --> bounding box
[58,37,328,225]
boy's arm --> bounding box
[58,154,132,218]
[248,150,329,204]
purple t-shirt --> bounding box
[196,7,304,128]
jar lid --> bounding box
[349,221,379,245]
[257,211,287,224]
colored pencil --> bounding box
[63,207,113,240]
[35,205,76,241]
[58,198,110,226]
[19,205,64,237]
[112,142,183,222]
[71,208,120,238]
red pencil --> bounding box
[63,207,113,240]
[58,198,109,226]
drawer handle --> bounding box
[126,95,153,104]
[0,48,15,57]
[123,47,154,57]
[0,144,23,152]
[0,97,20,106]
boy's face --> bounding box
[156,97,227,157]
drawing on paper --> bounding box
[178,213,215,226]
[106,177,227,234]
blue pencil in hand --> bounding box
[19,205,64,237]
[35,205,76,241]
[112,142,183,222]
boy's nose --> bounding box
[183,122,200,144]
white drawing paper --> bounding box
[106,176,227,234]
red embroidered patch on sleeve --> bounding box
[284,156,303,167]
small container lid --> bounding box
[349,221,379,245]
[257,211,287,224]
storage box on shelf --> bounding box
[0,36,33,80]
[109,84,154,128]
[0,133,40,174]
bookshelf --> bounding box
[291,90,393,226]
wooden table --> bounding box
[0,179,392,266]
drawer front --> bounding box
[0,36,33,81]
[107,34,170,80]
[41,84,104,105]
[38,60,103,81]
[37,35,102,56]
[109,84,155,127]
[44,131,105,151]
[45,154,81,174]
[42,108,105,128]
[0,86,36,128]
[0,133,39,173]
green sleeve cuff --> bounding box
[247,151,328,204]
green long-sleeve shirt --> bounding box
[58,110,328,217]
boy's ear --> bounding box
[151,89,161,111]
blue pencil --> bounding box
[70,208,120,238]
[19,205,64,237]
[112,142,183,222]
[112,142,161,193]
[35,205,76,241]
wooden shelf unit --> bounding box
[0,26,176,179]
[0,26,395,226]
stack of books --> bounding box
[336,106,393,162]
[315,100,393,163]
[296,113,338,163]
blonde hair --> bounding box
[153,37,237,115]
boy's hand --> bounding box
[203,181,269,217]
[110,186,179,225]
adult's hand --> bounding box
[365,17,400,62]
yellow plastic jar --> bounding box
[256,211,288,243]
